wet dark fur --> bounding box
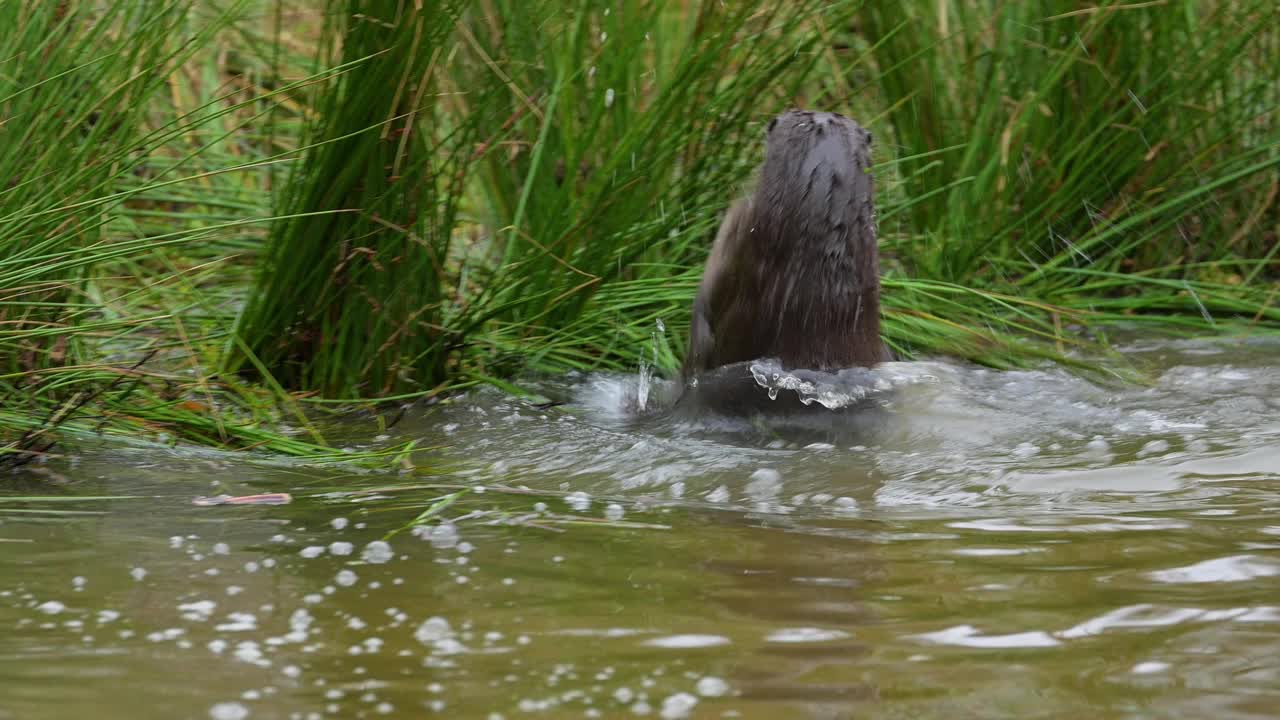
[682,110,890,395]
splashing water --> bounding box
[394,336,1280,509]
[746,358,935,409]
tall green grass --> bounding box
[470,0,1280,378]
[453,0,870,376]
[857,0,1280,366]
[228,0,483,397]
[862,0,1279,286]
[0,2,219,462]
[1,2,364,464]
[4,0,1280,465]
[1,2,192,375]
[232,0,865,396]
[235,0,1278,400]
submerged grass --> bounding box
[2,0,1279,467]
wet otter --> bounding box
[679,110,890,415]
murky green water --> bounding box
[3,336,1280,719]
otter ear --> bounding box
[862,128,873,146]
[767,118,778,135]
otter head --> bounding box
[762,110,873,181]
[755,110,875,250]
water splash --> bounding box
[745,359,936,409]
[635,318,674,413]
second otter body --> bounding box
[682,110,889,396]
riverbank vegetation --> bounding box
[3,0,1278,467]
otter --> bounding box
[678,109,890,415]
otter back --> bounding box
[683,109,888,382]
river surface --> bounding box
[3,336,1280,719]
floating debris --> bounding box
[192,493,293,507]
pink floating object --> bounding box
[192,493,293,507]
